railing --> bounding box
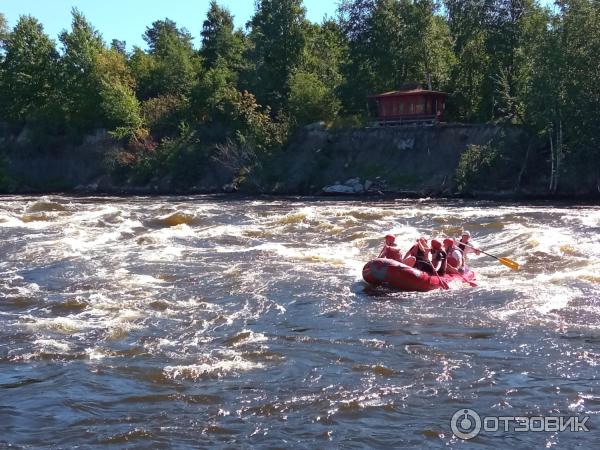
[374,114,440,126]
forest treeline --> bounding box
[0,0,599,192]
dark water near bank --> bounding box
[0,196,598,448]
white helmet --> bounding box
[462,230,471,238]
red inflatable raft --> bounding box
[362,258,476,292]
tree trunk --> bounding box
[548,128,555,192]
[515,141,531,192]
[554,120,562,193]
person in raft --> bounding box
[457,230,480,264]
[404,236,433,274]
[443,238,463,274]
[379,234,402,261]
[378,234,416,266]
[430,239,448,276]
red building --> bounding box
[369,86,447,124]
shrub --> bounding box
[454,131,526,194]
[454,144,500,192]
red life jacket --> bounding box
[447,247,464,268]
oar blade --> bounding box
[499,257,519,270]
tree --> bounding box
[288,71,340,124]
[96,47,143,136]
[288,19,346,123]
[128,46,156,99]
[59,8,106,131]
[302,20,346,91]
[111,39,127,55]
[0,13,8,52]
[339,0,453,113]
[100,80,142,133]
[531,0,600,191]
[143,18,193,55]
[201,1,246,71]
[444,0,492,120]
[247,0,307,109]
[0,15,60,124]
[137,19,201,99]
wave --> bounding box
[149,211,201,228]
[26,198,68,213]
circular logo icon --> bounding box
[451,408,481,440]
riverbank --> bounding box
[1,123,598,199]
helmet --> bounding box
[385,234,395,244]
[431,239,442,250]
[462,230,471,238]
[443,238,454,247]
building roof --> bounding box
[369,88,448,99]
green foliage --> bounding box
[329,114,368,130]
[0,15,60,124]
[247,0,307,109]
[1,0,600,194]
[454,132,524,192]
[190,63,237,120]
[201,1,246,71]
[58,8,106,132]
[100,81,142,133]
[454,143,501,192]
[128,47,156,100]
[339,0,454,112]
[444,0,548,123]
[141,94,187,137]
[0,13,9,55]
[288,71,340,125]
[221,89,288,151]
[301,20,346,91]
[191,64,288,150]
[138,19,201,99]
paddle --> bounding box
[449,267,478,287]
[425,259,449,290]
[430,251,475,289]
[459,241,519,271]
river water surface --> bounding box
[0,195,598,448]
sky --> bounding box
[1,0,340,50]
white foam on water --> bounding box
[23,315,91,334]
[85,347,112,360]
[164,349,265,380]
[195,224,247,239]
[0,213,26,228]
[33,338,72,352]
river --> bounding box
[0,195,598,448]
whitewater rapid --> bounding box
[0,195,598,448]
